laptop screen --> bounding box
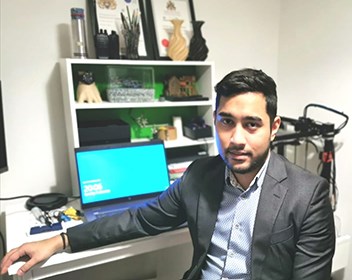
[75,140,170,208]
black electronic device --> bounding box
[25,193,68,211]
[166,146,208,164]
[0,81,8,174]
[78,119,131,147]
[183,117,213,140]
[271,103,349,211]
[108,30,120,59]
[94,29,109,59]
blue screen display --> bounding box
[76,142,170,205]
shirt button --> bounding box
[235,223,240,230]
[228,249,235,257]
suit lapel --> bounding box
[251,153,289,278]
[197,159,225,255]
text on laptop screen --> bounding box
[75,142,170,205]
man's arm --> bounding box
[0,234,66,276]
[292,179,335,280]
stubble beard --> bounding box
[225,146,270,175]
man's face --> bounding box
[214,92,281,178]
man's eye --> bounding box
[246,122,259,129]
[220,118,233,126]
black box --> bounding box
[166,146,208,164]
[78,119,130,146]
[183,125,213,140]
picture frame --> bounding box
[146,0,196,60]
[87,0,155,60]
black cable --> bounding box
[331,153,338,210]
[1,194,80,211]
[0,230,5,258]
[0,195,80,201]
[0,195,32,200]
[319,137,337,210]
[303,103,349,135]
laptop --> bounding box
[74,140,170,222]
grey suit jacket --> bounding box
[67,152,335,280]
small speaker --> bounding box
[25,193,68,211]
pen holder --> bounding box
[122,29,140,60]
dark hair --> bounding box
[214,68,278,123]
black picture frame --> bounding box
[146,0,196,60]
[87,0,155,60]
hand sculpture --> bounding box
[76,71,102,103]
[77,82,102,103]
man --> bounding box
[1,69,335,279]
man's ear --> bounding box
[271,116,281,141]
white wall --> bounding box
[0,0,280,201]
[0,0,87,199]
[278,1,352,278]
[194,0,280,82]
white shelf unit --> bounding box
[59,59,216,195]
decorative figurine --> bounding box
[188,20,209,61]
[76,71,102,103]
[167,19,189,61]
[165,75,197,98]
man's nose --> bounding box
[230,127,246,145]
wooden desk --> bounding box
[5,203,351,279]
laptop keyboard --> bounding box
[94,208,127,219]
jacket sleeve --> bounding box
[292,179,335,280]
[66,178,186,252]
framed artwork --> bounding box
[88,0,155,59]
[146,0,196,60]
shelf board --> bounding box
[164,137,214,148]
[63,58,214,67]
[132,137,214,149]
[75,100,213,109]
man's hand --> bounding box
[1,235,63,276]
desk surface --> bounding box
[5,203,351,280]
[5,202,191,280]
